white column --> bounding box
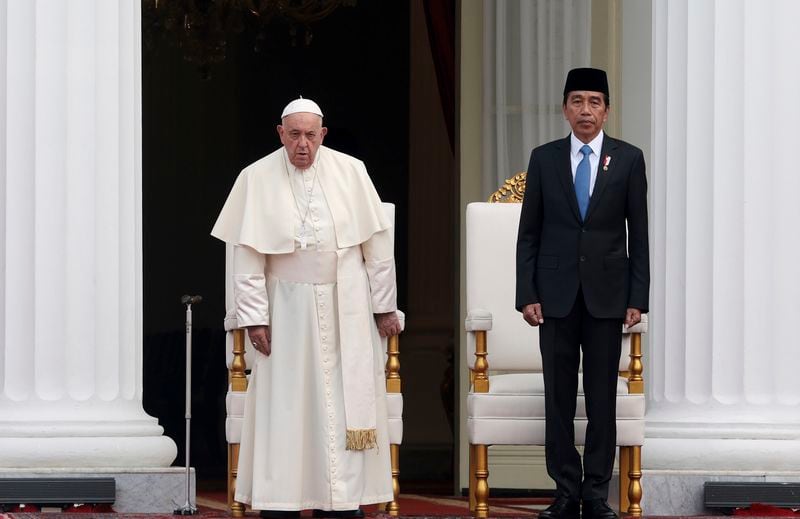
[648,0,800,472]
[0,0,177,467]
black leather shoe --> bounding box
[581,499,618,519]
[538,496,580,519]
[259,512,300,519]
[311,509,364,519]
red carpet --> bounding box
[733,503,800,517]
[2,492,798,517]
[193,492,548,517]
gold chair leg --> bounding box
[627,446,642,517]
[474,444,489,518]
[469,444,477,511]
[228,443,245,517]
[387,443,401,516]
[229,331,249,517]
[619,446,631,513]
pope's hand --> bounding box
[247,325,272,356]
[375,311,401,338]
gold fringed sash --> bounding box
[346,428,377,451]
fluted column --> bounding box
[648,0,800,472]
[0,0,176,467]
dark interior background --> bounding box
[141,0,455,494]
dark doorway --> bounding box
[141,0,455,495]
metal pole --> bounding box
[175,295,201,515]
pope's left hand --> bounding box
[375,311,401,338]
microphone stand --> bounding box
[174,295,202,516]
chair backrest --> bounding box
[225,202,396,369]
[466,202,540,372]
[465,202,636,373]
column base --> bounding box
[0,468,194,513]
[644,437,800,471]
[0,436,177,467]
[609,469,800,516]
[611,436,800,515]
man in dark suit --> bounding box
[516,68,649,519]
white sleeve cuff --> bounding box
[234,274,270,327]
[365,257,397,314]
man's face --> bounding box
[563,90,609,143]
[277,112,327,169]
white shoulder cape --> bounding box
[211,146,391,253]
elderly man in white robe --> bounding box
[212,98,401,519]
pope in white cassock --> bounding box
[211,98,401,519]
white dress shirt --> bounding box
[569,130,605,195]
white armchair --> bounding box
[465,198,646,518]
[223,203,404,517]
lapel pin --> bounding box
[602,155,611,171]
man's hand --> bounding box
[522,303,544,327]
[375,311,401,338]
[247,325,272,356]
[624,308,642,329]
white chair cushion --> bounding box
[488,373,629,395]
[226,389,246,415]
[467,374,644,421]
[226,416,244,444]
[467,391,644,422]
[467,373,645,447]
[387,392,403,419]
[225,390,247,443]
[387,393,403,445]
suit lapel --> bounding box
[585,135,619,222]
[555,136,582,222]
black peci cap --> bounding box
[563,68,609,97]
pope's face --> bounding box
[563,90,609,144]
[277,113,327,169]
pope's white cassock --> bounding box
[211,144,395,511]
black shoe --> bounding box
[581,499,618,519]
[259,511,300,519]
[311,509,364,519]
[539,496,580,519]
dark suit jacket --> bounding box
[515,134,650,319]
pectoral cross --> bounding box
[297,223,308,250]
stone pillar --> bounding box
[0,0,176,468]
[644,0,800,513]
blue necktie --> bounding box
[575,144,592,220]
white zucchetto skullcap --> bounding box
[281,97,323,118]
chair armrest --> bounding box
[224,308,239,332]
[396,309,406,333]
[465,309,493,331]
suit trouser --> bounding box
[538,288,623,501]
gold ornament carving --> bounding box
[488,172,527,203]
